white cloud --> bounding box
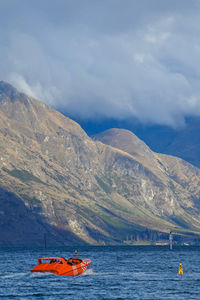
[0,0,200,127]
[9,73,36,98]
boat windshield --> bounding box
[38,258,64,264]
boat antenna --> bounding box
[75,250,78,258]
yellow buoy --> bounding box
[178,262,183,275]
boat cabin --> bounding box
[38,257,82,266]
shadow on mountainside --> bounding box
[0,187,85,246]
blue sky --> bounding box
[1,0,200,127]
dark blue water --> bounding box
[0,246,199,299]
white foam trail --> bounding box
[30,272,53,278]
[2,272,29,279]
[81,268,95,276]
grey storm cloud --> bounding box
[1,0,200,127]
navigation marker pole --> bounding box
[169,231,173,250]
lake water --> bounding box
[0,246,200,299]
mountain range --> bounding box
[0,81,200,246]
[75,116,200,168]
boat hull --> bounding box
[31,258,91,276]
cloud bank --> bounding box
[1,0,200,127]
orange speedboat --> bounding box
[31,255,91,276]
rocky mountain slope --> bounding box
[165,117,200,168]
[0,81,200,245]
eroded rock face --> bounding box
[0,81,200,245]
